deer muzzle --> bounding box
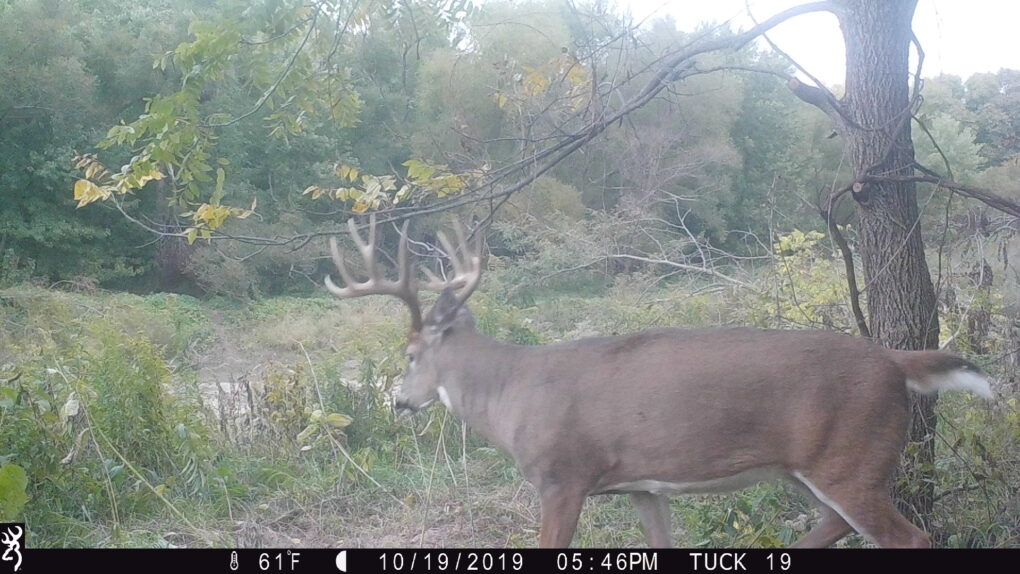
[393,396,429,416]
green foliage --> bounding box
[0,287,215,541]
[736,230,854,331]
[189,248,261,300]
[682,485,806,548]
[73,0,478,239]
[0,251,36,287]
[728,66,843,240]
[965,70,1020,167]
[79,327,183,472]
[0,0,187,284]
[262,363,309,446]
[0,464,28,521]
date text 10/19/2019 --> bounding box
[378,552,525,571]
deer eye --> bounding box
[406,353,415,365]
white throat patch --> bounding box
[437,386,452,410]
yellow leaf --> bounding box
[404,159,435,182]
[73,179,110,208]
[352,201,369,213]
[364,177,382,197]
[194,203,231,229]
[565,62,590,86]
[337,187,360,201]
[185,228,198,244]
[304,185,328,199]
[134,167,164,189]
[325,413,353,429]
[335,164,359,182]
[73,179,90,200]
[522,66,549,96]
[490,92,505,107]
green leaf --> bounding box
[0,463,28,521]
[211,168,226,205]
[296,424,318,445]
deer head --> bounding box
[325,214,482,414]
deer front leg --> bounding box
[538,486,586,547]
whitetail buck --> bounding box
[325,215,994,548]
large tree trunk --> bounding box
[835,0,941,531]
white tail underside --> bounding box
[907,368,994,399]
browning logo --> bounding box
[0,524,22,573]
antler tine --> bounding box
[325,236,358,297]
[457,224,483,302]
[395,219,412,288]
[348,214,377,279]
[435,230,463,277]
[422,220,483,304]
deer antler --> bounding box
[420,219,483,306]
[325,215,484,331]
[325,214,424,333]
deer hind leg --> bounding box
[793,472,930,548]
[788,475,853,548]
[630,492,673,548]
[790,505,853,548]
[538,486,586,548]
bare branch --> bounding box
[600,253,750,289]
[820,200,871,338]
[868,167,1020,220]
[786,77,843,122]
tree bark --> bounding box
[834,0,941,530]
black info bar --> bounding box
[10,548,1016,574]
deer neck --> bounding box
[435,328,520,451]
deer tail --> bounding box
[888,350,994,400]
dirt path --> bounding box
[193,309,281,415]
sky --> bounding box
[623,0,1020,85]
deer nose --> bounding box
[393,397,414,415]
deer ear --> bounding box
[425,288,472,333]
